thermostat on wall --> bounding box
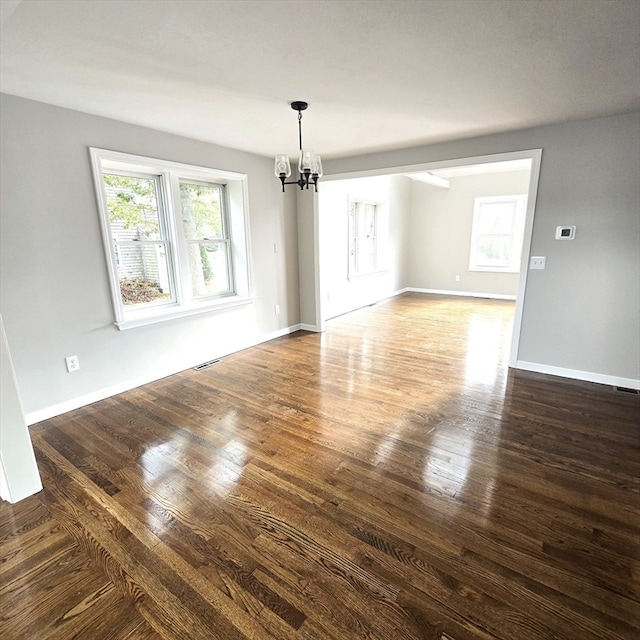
[555,225,576,240]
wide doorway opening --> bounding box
[317,150,542,368]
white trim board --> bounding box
[300,323,322,332]
[25,323,302,426]
[322,150,542,182]
[515,360,640,391]
[406,287,517,301]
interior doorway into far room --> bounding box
[316,149,542,369]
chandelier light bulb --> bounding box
[299,149,315,173]
[274,154,291,178]
[312,155,323,178]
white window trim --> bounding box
[468,194,527,273]
[348,198,388,280]
[90,148,253,329]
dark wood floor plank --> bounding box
[0,525,73,592]
[120,619,164,640]
[0,541,114,640]
[32,433,295,640]
[35,582,142,640]
[320,454,639,632]
[2,294,638,639]
[0,493,51,543]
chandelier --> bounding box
[274,101,323,192]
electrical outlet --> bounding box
[274,304,280,315]
[65,355,80,372]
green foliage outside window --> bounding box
[103,174,160,238]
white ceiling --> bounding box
[1,0,639,160]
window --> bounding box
[90,149,251,329]
[348,198,388,277]
[179,180,232,299]
[469,195,527,273]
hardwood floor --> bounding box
[1,293,639,640]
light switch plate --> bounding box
[530,256,546,270]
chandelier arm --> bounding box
[282,177,312,191]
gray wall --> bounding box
[0,94,300,421]
[324,112,640,384]
[2,94,639,430]
[408,170,531,296]
[296,189,319,329]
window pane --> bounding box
[188,242,230,298]
[349,201,358,238]
[104,174,162,241]
[180,182,224,240]
[348,199,383,277]
[475,236,511,267]
[115,243,173,306]
[478,202,514,234]
[358,236,376,273]
[362,203,376,237]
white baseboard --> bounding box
[25,323,304,425]
[26,318,638,426]
[405,287,516,300]
[299,323,322,332]
[515,360,640,390]
[260,325,303,342]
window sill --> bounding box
[115,295,254,330]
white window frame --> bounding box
[348,198,388,278]
[468,195,527,273]
[90,148,252,329]
[178,178,234,301]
